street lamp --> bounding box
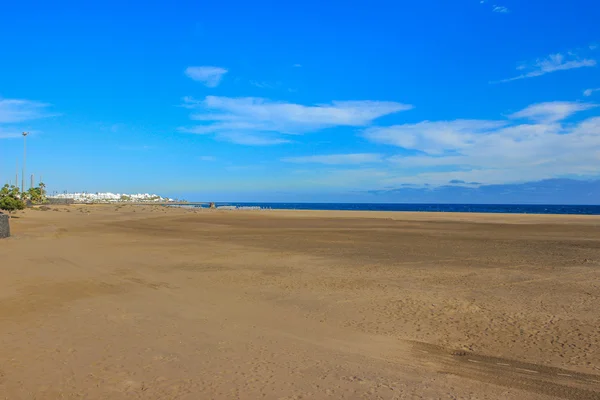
[22,132,29,193]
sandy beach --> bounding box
[1,205,599,399]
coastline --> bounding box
[30,203,600,225]
[43,202,600,223]
[169,201,600,217]
[243,208,600,224]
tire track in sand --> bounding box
[411,342,600,400]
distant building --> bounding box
[49,192,175,203]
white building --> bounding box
[50,192,175,203]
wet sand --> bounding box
[1,205,599,399]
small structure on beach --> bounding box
[0,212,9,239]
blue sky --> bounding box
[1,0,599,202]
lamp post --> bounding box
[21,132,29,194]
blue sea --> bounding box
[180,203,600,215]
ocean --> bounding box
[179,203,600,215]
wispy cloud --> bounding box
[250,80,282,89]
[508,101,597,122]
[0,97,55,140]
[362,101,600,185]
[584,88,600,97]
[364,120,506,155]
[180,125,292,145]
[493,53,596,83]
[184,66,228,87]
[480,1,509,13]
[0,128,23,139]
[180,96,412,145]
[218,132,291,145]
[293,64,302,68]
[282,153,383,165]
[199,155,217,161]
[0,98,53,123]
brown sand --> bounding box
[1,205,599,399]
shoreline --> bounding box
[258,208,600,224]
[61,203,600,225]
[166,202,600,217]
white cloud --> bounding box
[508,101,597,122]
[0,98,52,123]
[282,153,383,165]
[494,53,596,83]
[215,132,291,145]
[364,120,506,154]
[362,101,600,185]
[198,155,217,161]
[179,125,291,145]
[584,88,600,97]
[180,96,412,145]
[184,66,228,87]
[0,128,22,139]
[293,64,302,68]
[0,97,54,140]
[480,1,509,13]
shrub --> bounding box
[0,185,26,213]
